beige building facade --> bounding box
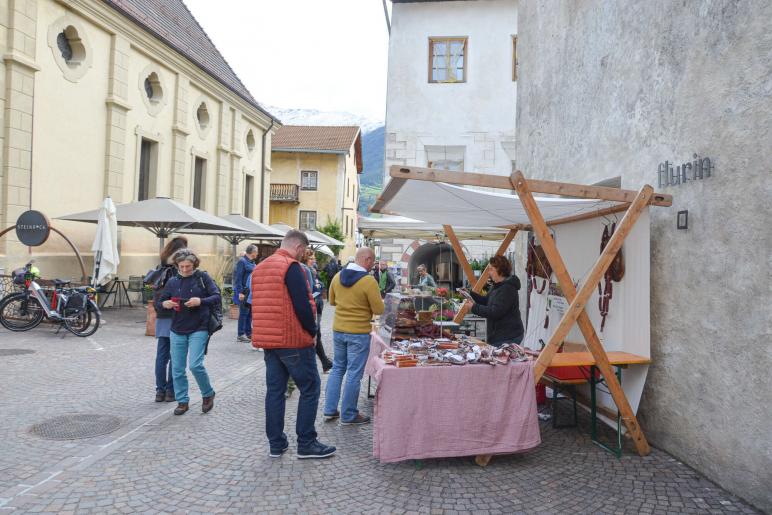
[269,125,362,258]
[0,0,278,280]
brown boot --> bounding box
[164,391,175,402]
[202,393,215,413]
[155,391,165,402]
[173,403,189,415]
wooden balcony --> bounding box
[270,183,299,203]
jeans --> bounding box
[324,332,371,422]
[314,301,331,368]
[170,330,214,404]
[154,337,174,393]
[237,302,252,337]
[264,346,320,451]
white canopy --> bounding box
[359,215,509,241]
[371,180,623,227]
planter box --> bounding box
[145,303,156,337]
[228,303,239,320]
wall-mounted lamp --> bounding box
[677,210,688,230]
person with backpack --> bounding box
[233,244,258,343]
[156,248,221,416]
[323,257,340,288]
[148,236,188,403]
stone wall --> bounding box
[516,1,771,511]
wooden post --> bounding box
[511,171,651,456]
[452,228,517,324]
[443,225,475,285]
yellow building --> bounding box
[269,125,362,258]
[0,0,279,280]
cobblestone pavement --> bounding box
[0,304,761,514]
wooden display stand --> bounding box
[373,165,673,463]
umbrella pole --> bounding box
[93,250,102,288]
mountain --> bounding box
[266,106,385,214]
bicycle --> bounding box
[0,261,101,337]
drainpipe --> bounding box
[259,119,275,222]
[382,0,391,35]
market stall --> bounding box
[368,165,672,463]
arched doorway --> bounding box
[407,242,463,290]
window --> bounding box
[429,37,467,83]
[301,170,318,190]
[426,145,465,171]
[244,174,254,218]
[48,17,92,82]
[245,129,256,154]
[192,157,206,209]
[299,211,317,231]
[144,72,163,103]
[196,103,210,131]
[138,138,158,201]
[346,178,350,197]
[512,36,518,81]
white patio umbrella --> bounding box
[91,197,119,287]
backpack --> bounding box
[198,271,223,336]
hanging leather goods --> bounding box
[598,222,625,331]
[527,242,552,294]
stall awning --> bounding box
[371,179,624,227]
[358,215,508,241]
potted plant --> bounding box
[223,286,239,320]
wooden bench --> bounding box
[540,374,588,428]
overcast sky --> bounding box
[185,0,390,121]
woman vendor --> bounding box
[460,255,524,347]
[415,264,437,289]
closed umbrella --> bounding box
[91,197,119,287]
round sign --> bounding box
[15,210,51,247]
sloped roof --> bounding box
[272,125,360,153]
[103,0,277,122]
[272,125,363,173]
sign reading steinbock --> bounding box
[15,210,51,246]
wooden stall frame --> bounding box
[372,165,669,463]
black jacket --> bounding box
[373,268,396,295]
[152,264,177,319]
[470,275,524,346]
[155,270,221,335]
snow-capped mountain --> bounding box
[265,105,383,134]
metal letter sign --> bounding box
[15,210,51,246]
[658,154,713,188]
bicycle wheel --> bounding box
[0,292,45,331]
[64,305,100,337]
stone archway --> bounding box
[404,241,462,289]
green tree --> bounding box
[317,216,345,257]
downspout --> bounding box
[259,119,275,222]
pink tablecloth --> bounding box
[366,333,541,463]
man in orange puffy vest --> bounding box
[251,230,336,459]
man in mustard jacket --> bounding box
[323,247,384,425]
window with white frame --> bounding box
[429,37,467,83]
[299,210,317,231]
[426,145,465,171]
[301,170,318,190]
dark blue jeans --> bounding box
[154,336,174,393]
[264,346,320,451]
[237,302,251,337]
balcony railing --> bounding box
[270,183,299,203]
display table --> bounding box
[366,333,541,464]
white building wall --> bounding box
[380,0,519,275]
[384,0,518,180]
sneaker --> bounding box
[237,335,250,343]
[269,444,289,458]
[173,403,189,416]
[297,441,336,459]
[202,393,215,413]
[340,413,370,425]
[323,411,340,422]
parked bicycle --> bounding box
[0,261,101,336]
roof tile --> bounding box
[272,125,361,153]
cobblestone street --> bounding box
[0,306,760,514]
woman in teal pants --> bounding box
[156,249,221,415]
